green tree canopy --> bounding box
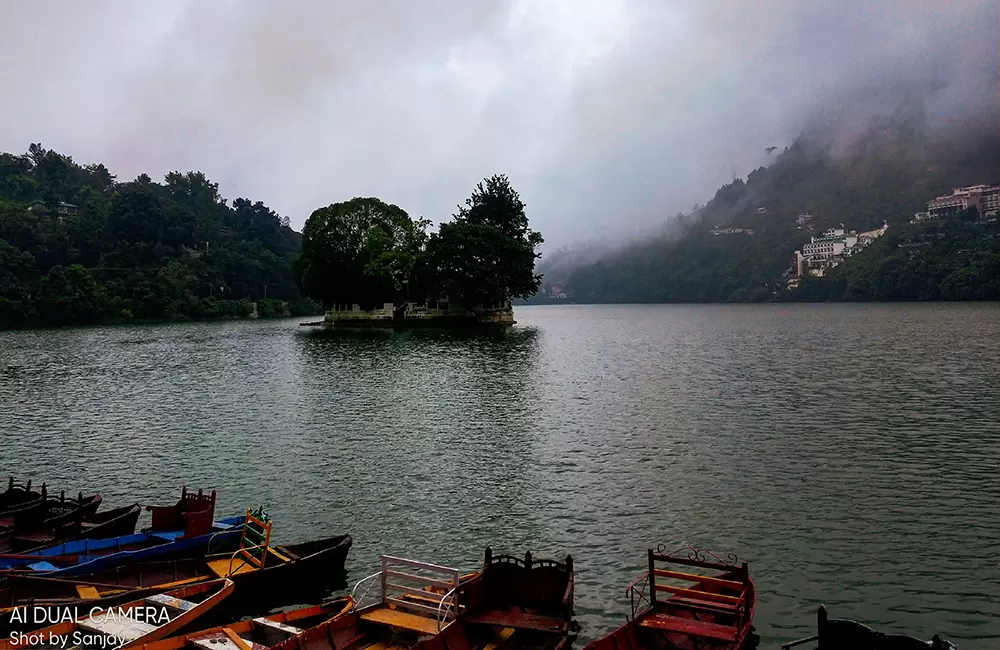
[0,143,318,328]
[423,174,543,306]
[295,197,427,309]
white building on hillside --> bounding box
[791,221,888,280]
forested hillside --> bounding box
[563,110,1000,303]
[0,144,320,327]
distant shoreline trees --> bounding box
[294,174,544,311]
[0,143,320,328]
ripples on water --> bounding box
[1,304,999,648]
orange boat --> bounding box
[1,578,233,650]
[130,596,353,650]
[585,545,757,650]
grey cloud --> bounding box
[1,0,996,249]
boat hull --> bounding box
[0,516,245,573]
[0,533,353,634]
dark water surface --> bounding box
[2,304,998,648]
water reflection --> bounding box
[291,326,545,571]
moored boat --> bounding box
[460,548,575,648]
[275,554,471,650]
[0,480,42,518]
[584,545,756,650]
[780,605,957,650]
[0,578,234,650]
[128,597,353,650]
[0,488,243,573]
[5,503,141,553]
[0,509,351,628]
[0,489,103,552]
[331,548,572,650]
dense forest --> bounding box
[0,144,320,328]
[552,108,1000,303]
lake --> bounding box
[1,304,998,648]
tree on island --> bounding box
[294,197,428,309]
[294,174,544,311]
[421,174,543,306]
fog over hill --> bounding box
[1,1,996,248]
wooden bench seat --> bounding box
[464,608,567,633]
[668,595,739,615]
[360,607,443,635]
[638,612,737,642]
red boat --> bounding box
[586,545,757,650]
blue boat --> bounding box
[0,487,245,575]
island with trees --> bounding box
[294,174,544,328]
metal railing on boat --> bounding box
[349,555,462,632]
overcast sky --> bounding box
[1,1,996,247]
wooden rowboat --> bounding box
[264,555,470,650]
[0,510,351,631]
[128,597,353,650]
[0,489,103,552]
[0,488,243,574]
[0,578,234,650]
[0,480,42,518]
[459,548,574,650]
[6,504,142,554]
[325,549,572,650]
[585,545,756,650]
[781,605,957,650]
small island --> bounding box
[294,175,543,329]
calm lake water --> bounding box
[2,304,999,648]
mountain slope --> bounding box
[564,112,1000,303]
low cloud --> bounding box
[1,0,996,248]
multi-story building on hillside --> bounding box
[927,185,1000,218]
[790,222,888,282]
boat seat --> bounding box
[464,608,567,633]
[28,561,59,571]
[360,607,443,635]
[76,585,101,599]
[638,612,737,643]
[207,556,258,578]
[152,531,184,541]
[251,617,305,645]
[147,593,197,613]
[192,632,267,650]
[668,596,740,615]
[252,618,304,635]
[480,627,515,650]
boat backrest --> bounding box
[463,548,574,620]
[376,555,462,627]
[147,487,217,538]
[639,546,750,623]
[237,509,272,569]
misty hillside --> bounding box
[558,111,1000,303]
